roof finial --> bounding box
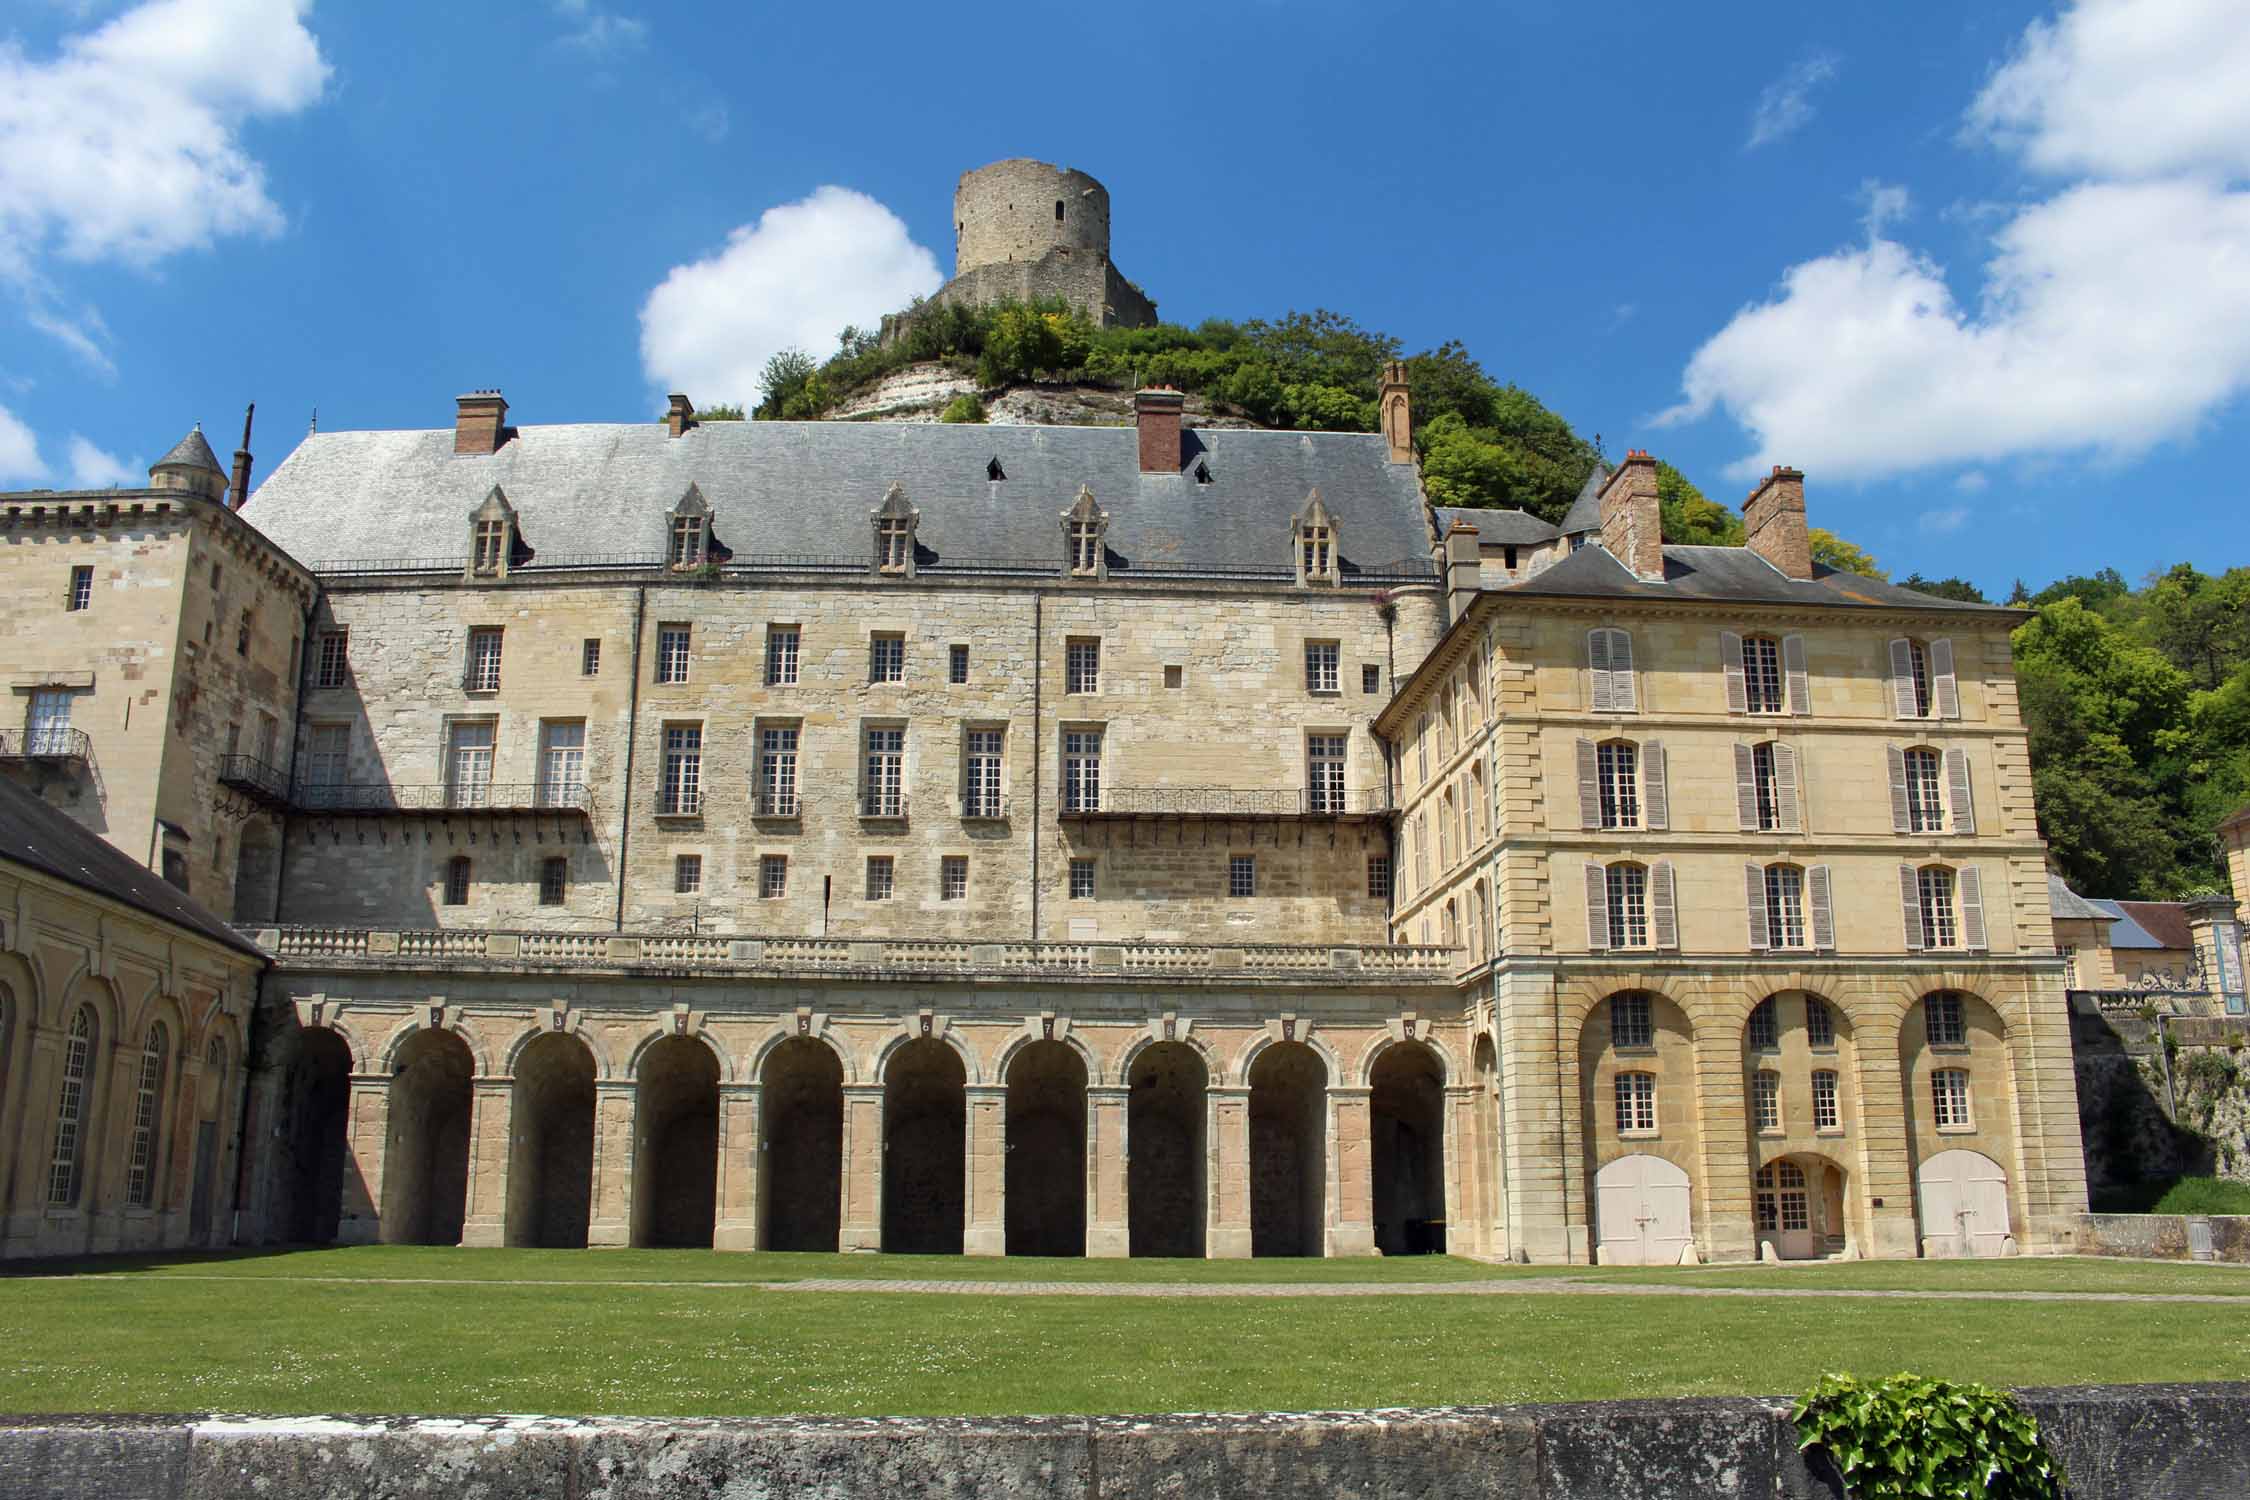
[308,407,318,435]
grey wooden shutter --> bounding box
[1888,638,1918,717]
[1931,638,1961,720]
[1886,744,1911,833]
[1643,739,1668,830]
[1576,738,1600,830]
[1721,630,1748,713]
[1808,865,1835,950]
[1585,862,1610,950]
[1900,864,1927,950]
[1610,631,1638,711]
[1783,633,1811,716]
[1745,864,1770,950]
[1652,861,1679,950]
[1774,743,1801,832]
[1587,629,1613,712]
[1960,866,1987,951]
[1944,747,1976,835]
[1734,743,1760,830]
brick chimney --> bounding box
[455,390,509,456]
[1379,361,1412,464]
[666,393,695,438]
[1135,387,1184,474]
[1598,449,1663,581]
[1445,515,1481,619]
[1743,465,1812,580]
[227,402,254,510]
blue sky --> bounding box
[4,0,2248,597]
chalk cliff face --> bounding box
[824,361,1263,429]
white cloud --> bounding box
[0,405,41,483]
[639,187,943,407]
[553,0,646,57]
[1954,470,1988,493]
[1860,181,1910,236]
[1918,506,1970,534]
[1663,0,2250,483]
[66,434,138,487]
[0,0,331,362]
[1745,51,1838,149]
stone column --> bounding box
[459,1078,512,1248]
[1326,1086,1377,1258]
[1690,1020,1757,1264]
[1207,1085,1251,1258]
[1851,1006,1923,1259]
[839,1085,884,1253]
[586,1079,635,1248]
[963,1084,1006,1257]
[231,1062,288,1246]
[0,1033,59,1257]
[714,1082,761,1251]
[1084,1084,1130,1258]
[338,1074,389,1245]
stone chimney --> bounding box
[1444,515,1481,619]
[666,394,695,438]
[1380,361,1412,464]
[1743,465,1812,580]
[455,390,509,456]
[1598,449,1663,581]
[227,403,254,510]
[1135,387,1184,474]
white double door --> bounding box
[1916,1149,2011,1257]
[1594,1153,1692,1265]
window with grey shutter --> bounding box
[1651,860,1678,950]
[1959,866,1987,951]
[1889,638,1920,717]
[1772,743,1801,832]
[1930,638,1960,719]
[1944,747,1976,834]
[1745,864,1771,949]
[1734,743,1761,830]
[1609,631,1637,710]
[1887,744,1912,833]
[1577,737,1601,830]
[1642,740,1668,830]
[1783,634,1811,715]
[1808,865,1835,949]
[1587,629,1613,711]
[1721,630,1749,713]
[1899,864,1926,949]
[1585,861,1610,949]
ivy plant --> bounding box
[1791,1372,2064,1500]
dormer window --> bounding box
[987,457,1006,482]
[1194,461,1212,485]
[1292,489,1340,586]
[465,485,520,581]
[1060,485,1109,581]
[870,482,920,578]
[1303,525,1331,578]
[669,514,706,568]
[1070,521,1099,571]
[666,482,717,573]
[473,520,507,575]
[880,519,910,570]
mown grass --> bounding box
[1603,1255,2250,1296]
[1,1276,2243,1418]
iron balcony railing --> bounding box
[294,780,594,815]
[859,791,910,821]
[217,753,291,808]
[303,549,1441,587]
[1065,785,1392,818]
[656,787,704,817]
[754,790,800,818]
[0,727,92,762]
[962,796,1011,821]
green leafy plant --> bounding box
[1792,1372,2063,1499]
[938,393,987,424]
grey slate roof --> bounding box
[1498,539,2011,613]
[155,426,221,473]
[1558,462,1609,535]
[2086,899,2178,952]
[1434,506,1560,545]
[0,777,265,960]
[2048,875,2108,923]
[241,421,1435,575]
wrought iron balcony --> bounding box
[754,790,800,818]
[961,796,1012,821]
[654,786,703,818]
[859,791,910,822]
[0,727,92,764]
[294,780,594,816]
[1064,785,1391,819]
[217,753,291,811]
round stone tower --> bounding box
[954,159,1111,274]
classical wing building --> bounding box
[0,359,2090,1263]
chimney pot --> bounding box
[455,390,509,456]
[1134,387,1185,475]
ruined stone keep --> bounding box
[893,159,1158,335]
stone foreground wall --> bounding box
[4,1385,2246,1499]
[2077,1211,2250,1261]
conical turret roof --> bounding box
[154,425,223,473]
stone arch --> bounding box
[1754,1149,1852,1261]
[1467,1033,1502,1258]
[291,1002,374,1074]
[1116,1026,1219,1088]
[380,1012,494,1078]
[1230,1025,1341,1088]
[882,1035,967,1254]
[56,970,122,1039]
[1248,1038,1329,1257]
[991,1024,1102,1090]
[626,1019,738,1084]
[503,1017,617,1081]
[506,1030,596,1248]
[1578,989,1702,1254]
[1370,1038,1447,1256]
[872,1021,980,1086]
[759,1035,843,1252]
[748,1023,857,1088]
[1127,1038,1208,1259]
[1004,1038,1088,1257]
[279,1024,354,1243]
[631,1033,721,1248]
[381,1025,474,1245]
[1556,972,1693,1040]
[1355,1030,1457,1089]
[122,1004,183,1211]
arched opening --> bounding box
[760,1037,843,1252]
[1593,1153,1692,1264]
[632,1036,720,1248]
[882,1037,965,1254]
[1005,1041,1087,1257]
[1249,1040,1327,1257]
[1371,1041,1446,1255]
[506,1032,595,1248]
[188,1034,230,1244]
[281,1027,352,1243]
[1128,1041,1206,1258]
[1916,1148,2012,1257]
[1754,1154,1850,1260]
[382,1028,473,1245]
[1470,1035,1500,1258]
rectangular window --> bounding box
[1066,638,1100,694]
[1302,525,1331,578]
[941,855,968,901]
[965,729,1004,818]
[1752,742,1780,830]
[1753,1071,1781,1131]
[1607,864,1651,948]
[1062,729,1102,813]
[758,726,799,816]
[1069,858,1096,899]
[1367,854,1392,901]
[1305,640,1340,693]
[1597,741,1640,829]
[1919,868,1959,950]
[1416,714,1430,783]
[473,520,508,574]
[1611,993,1653,1049]
[581,638,601,676]
[444,858,471,906]
[759,854,788,899]
[656,624,692,685]
[445,721,495,807]
[1743,635,1784,713]
[1615,1072,1656,1134]
[661,724,702,815]
[305,723,349,788]
[669,514,706,567]
[765,625,800,686]
[1765,864,1807,949]
[862,727,905,816]
[315,629,349,688]
[870,633,905,684]
[1069,520,1100,574]
[539,857,568,906]
[1906,639,1932,718]
[1812,1070,1840,1131]
[1228,854,1256,898]
[1932,1067,1972,1129]
[865,856,894,900]
[1806,999,1835,1048]
[26,689,71,755]
[63,565,93,612]
[1503,543,1519,571]
[1903,748,1944,832]
[1307,733,1348,814]
[237,610,253,657]
[538,721,585,806]
[949,644,969,684]
[675,854,702,895]
[1748,1000,1779,1050]
[466,628,503,692]
[1362,663,1381,695]
[1925,991,1966,1046]
[1164,664,1184,689]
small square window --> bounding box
[870,634,905,684]
[866,856,894,901]
[1164,664,1183,689]
[538,857,568,906]
[1229,854,1256,898]
[949,644,969,684]
[759,854,788,899]
[581,638,601,676]
[66,566,92,612]
[1069,858,1095,899]
[675,855,702,895]
[941,855,968,901]
[1362,663,1381,695]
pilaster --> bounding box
[963,1084,1006,1257]
[586,1079,635,1248]
[459,1077,512,1248]
[839,1085,884,1253]
[339,1074,389,1245]
[1326,1085,1376,1257]
[1085,1085,1130,1258]
[714,1082,760,1251]
[1208,1085,1251,1259]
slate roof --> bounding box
[2048,875,2109,923]
[155,426,222,473]
[2115,900,2195,952]
[1495,538,2012,613]
[1433,506,1560,545]
[0,777,266,960]
[240,421,1435,576]
[1558,462,1609,536]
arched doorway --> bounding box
[1592,1153,1691,1265]
[382,1028,473,1245]
[282,1027,352,1244]
[1249,1040,1327,1257]
[506,1032,595,1248]
[1470,1035,1501,1258]
[1371,1041,1446,1255]
[1128,1042,1206,1258]
[632,1036,719,1248]
[1917,1149,2012,1258]
[883,1038,965,1254]
[1005,1041,1087,1257]
[760,1038,843,1252]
